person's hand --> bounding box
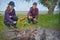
[13,21,16,24]
[29,16,33,19]
[34,18,37,21]
[9,16,12,18]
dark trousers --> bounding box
[4,16,18,29]
[27,13,38,24]
[4,21,17,29]
[27,18,34,24]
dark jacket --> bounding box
[27,7,39,19]
[4,9,16,23]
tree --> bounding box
[39,0,58,14]
[25,0,58,14]
[58,0,60,12]
[58,0,60,27]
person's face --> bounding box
[8,5,14,13]
[9,5,14,10]
[33,5,37,9]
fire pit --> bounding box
[3,28,60,40]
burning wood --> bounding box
[20,17,25,21]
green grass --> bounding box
[0,14,59,40]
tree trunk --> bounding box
[48,6,55,14]
[48,0,57,14]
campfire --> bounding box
[3,28,60,40]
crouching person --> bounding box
[4,1,18,29]
[27,2,39,24]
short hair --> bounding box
[33,2,37,6]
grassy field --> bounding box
[0,13,60,40]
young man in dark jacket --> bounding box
[27,2,39,24]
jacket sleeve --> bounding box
[5,10,13,22]
[27,7,32,17]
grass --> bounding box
[0,13,60,40]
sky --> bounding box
[0,0,58,11]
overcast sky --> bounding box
[0,0,58,11]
